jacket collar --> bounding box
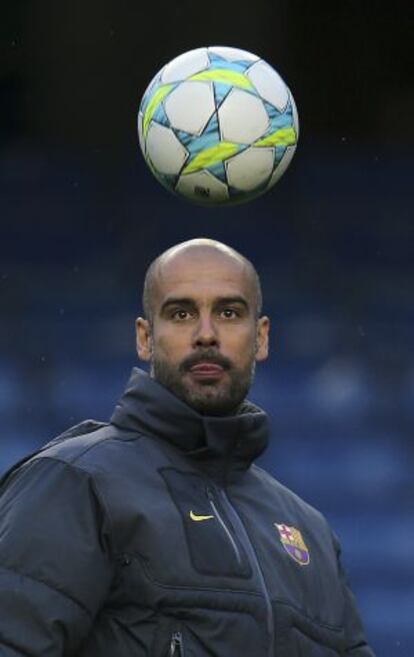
[110,368,269,472]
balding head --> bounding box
[142,238,262,323]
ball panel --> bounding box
[254,125,297,148]
[218,89,269,144]
[290,92,300,137]
[142,84,174,138]
[183,141,240,175]
[246,61,289,111]
[181,113,237,184]
[205,160,227,184]
[137,112,145,153]
[176,170,229,204]
[164,81,216,135]
[139,72,162,112]
[254,97,299,149]
[213,82,233,106]
[174,111,220,154]
[161,48,209,83]
[149,100,171,129]
[267,145,296,188]
[146,122,188,175]
[190,69,254,92]
[208,46,259,62]
[225,147,274,191]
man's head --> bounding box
[136,238,269,416]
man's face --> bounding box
[136,249,269,416]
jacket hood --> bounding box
[110,368,269,473]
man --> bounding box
[0,238,374,656]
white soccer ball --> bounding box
[138,46,299,206]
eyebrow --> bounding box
[160,295,250,313]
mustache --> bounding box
[179,350,232,372]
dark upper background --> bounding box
[1,2,412,655]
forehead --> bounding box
[153,250,255,305]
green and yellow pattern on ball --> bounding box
[138,49,298,204]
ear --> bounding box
[255,316,270,362]
[135,317,152,362]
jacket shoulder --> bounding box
[39,420,115,463]
[250,463,329,529]
[1,420,136,485]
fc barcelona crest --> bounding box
[274,523,310,566]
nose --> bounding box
[192,313,219,348]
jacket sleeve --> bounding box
[332,533,376,657]
[0,456,114,656]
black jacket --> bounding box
[0,368,375,657]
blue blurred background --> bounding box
[1,2,412,655]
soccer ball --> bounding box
[138,46,299,206]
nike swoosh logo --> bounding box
[189,510,215,522]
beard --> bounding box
[151,348,256,416]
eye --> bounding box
[220,308,239,319]
[171,309,192,321]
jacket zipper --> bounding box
[206,486,242,566]
[218,488,275,657]
[169,631,184,657]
